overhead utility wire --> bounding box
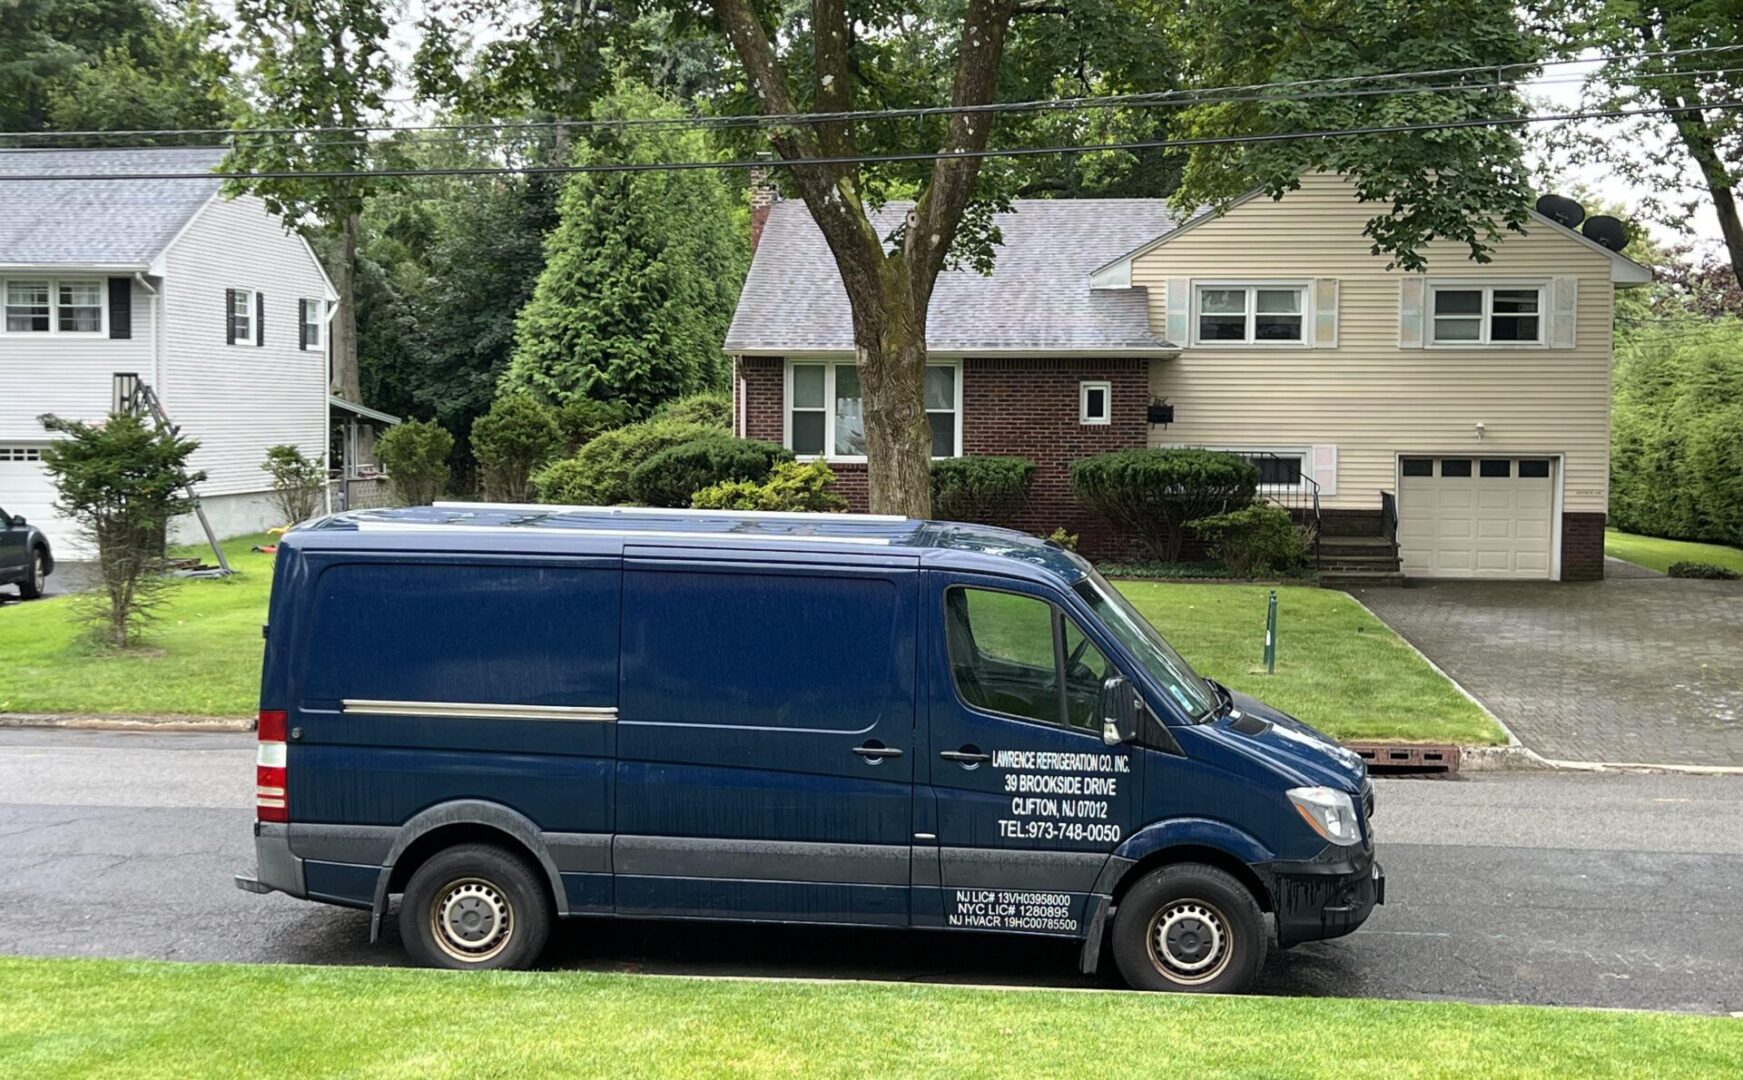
[3,99,1740,183]
[3,42,1740,144]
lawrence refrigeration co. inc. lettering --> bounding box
[994,749,1128,845]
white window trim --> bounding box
[302,298,324,349]
[783,358,963,463]
[1190,280,1311,347]
[1426,281,1547,348]
[230,287,256,345]
[1,275,107,337]
[1079,380,1112,425]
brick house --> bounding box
[725,174,1651,581]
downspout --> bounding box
[323,301,340,515]
[132,273,162,393]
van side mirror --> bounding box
[9,515,24,526]
[1100,674,1141,746]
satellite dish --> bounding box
[1581,215,1629,251]
[1535,194,1585,228]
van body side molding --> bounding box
[341,699,618,722]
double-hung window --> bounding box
[3,278,103,334]
[788,361,960,459]
[1430,285,1543,345]
[230,288,254,345]
[301,299,323,349]
[1195,284,1307,344]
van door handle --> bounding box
[853,744,904,760]
[940,749,992,764]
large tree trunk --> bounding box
[858,269,933,516]
[1677,124,1743,292]
[329,212,363,402]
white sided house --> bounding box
[0,147,337,556]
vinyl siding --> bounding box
[0,277,156,440]
[1132,172,1617,513]
[158,193,329,498]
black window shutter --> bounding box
[297,299,308,350]
[225,288,236,344]
[256,291,265,347]
[108,278,132,340]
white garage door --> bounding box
[1398,456,1554,579]
[0,445,84,559]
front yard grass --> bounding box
[0,534,272,717]
[1605,528,1743,576]
[2,957,1739,1079]
[0,538,1503,743]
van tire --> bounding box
[18,549,46,600]
[1110,863,1267,994]
[400,843,552,971]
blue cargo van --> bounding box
[237,505,1381,993]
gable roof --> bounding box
[725,199,1182,356]
[0,147,226,268]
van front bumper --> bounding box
[234,822,307,899]
[1266,845,1383,948]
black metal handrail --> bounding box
[1380,490,1398,546]
[1231,451,1322,569]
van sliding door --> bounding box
[615,550,920,927]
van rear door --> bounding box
[614,548,919,926]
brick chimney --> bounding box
[749,155,778,253]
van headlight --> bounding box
[1287,786,1361,846]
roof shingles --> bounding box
[725,199,1179,354]
[0,147,226,267]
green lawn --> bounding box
[0,540,1502,743]
[0,535,273,717]
[1,958,1737,1079]
[1605,528,1743,575]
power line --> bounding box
[4,42,1741,146]
[3,99,1739,183]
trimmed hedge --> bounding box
[376,419,454,506]
[1189,503,1308,577]
[930,456,1036,523]
[471,395,561,502]
[629,435,792,508]
[1667,560,1741,580]
[651,391,732,430]
[554,399,631,455]
[692,460,846,512]
[533,420,717,505]
[1072,449,1259,561]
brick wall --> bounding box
[1561,511,1607,581]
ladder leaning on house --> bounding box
[115,374,232,577]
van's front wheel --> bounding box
[1111,864,1266,993]
[400,844,552,970]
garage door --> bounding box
[1398,457,1554,579]
[0,445,84,559]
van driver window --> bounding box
[945,587,1111,731]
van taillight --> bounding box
[257,709,288,823]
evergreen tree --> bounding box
[501,79,747,415]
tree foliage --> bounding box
[471,395,562,501]
[376,419,455,506]
[261,444,326,525]
[501,79,747,415]
[1071,449,1259,561]
[650,391,733,429]
[36,410,203,647]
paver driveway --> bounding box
[1349,568,1743,767]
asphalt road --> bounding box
[2,727,1740,1014]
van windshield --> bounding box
[1069,566,1217,721]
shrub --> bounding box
[651,391,732,430]
[692,460,847,512]
[37,411,203,647]
[555,398,631,455]
[471,396,561,502]
[1071,449,1259,561]
[1667,560,1741,580]
[1047,527,1079,552]
[1189,503,1310,577]
[533,419,717,505]
[930,456,1035,523]
[628,435,792,508]
[376,419,454,506]
[261,444,325,525]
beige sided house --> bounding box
[728,172,1650,582]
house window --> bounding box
[231,288,254,344]
[1430,285,1543,345]
[2,277,104,334]
[57,281,104,333]
[1195,284,1307,344]
[1080,381,1111,426]
[787,361,960,460]
[302,299,323,349]
[4,280,50,333]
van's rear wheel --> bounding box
[18,550,46,599]
[400,844,552,970]
[1111,863,1266,994]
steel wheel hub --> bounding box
[432,878,513,962]
[1148,900,1231,985]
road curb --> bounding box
[1456,743,1743,776]
[0,713,252,732]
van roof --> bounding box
[289,503,1092,582]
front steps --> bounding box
[1319,534,1404,588]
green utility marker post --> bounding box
[1264,590,1278,674]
